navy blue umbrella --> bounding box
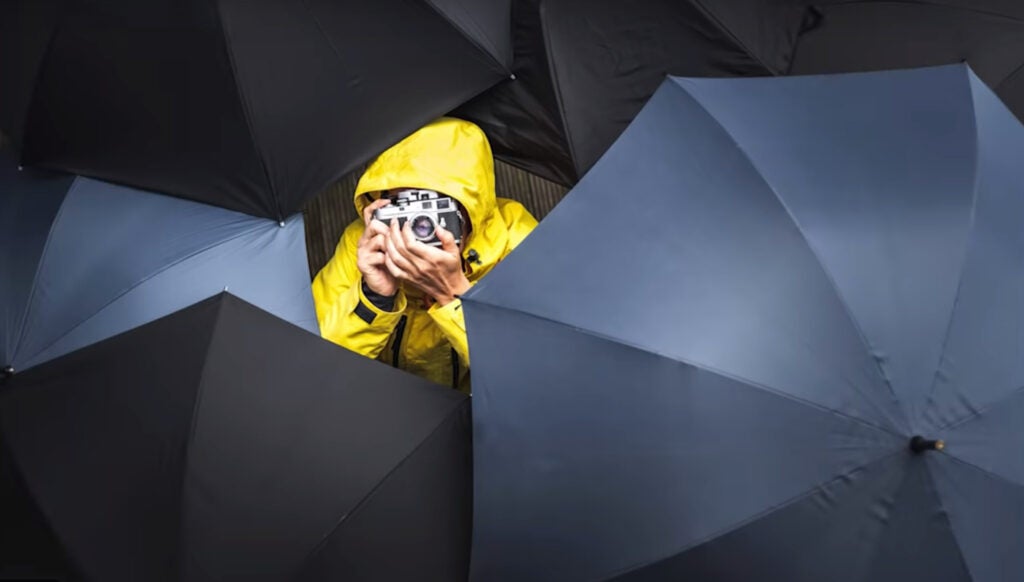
[2,150,317,376]
[464,64,1024,581]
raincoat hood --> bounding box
[354,117,505,276]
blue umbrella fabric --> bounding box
[463,64,1024,581]
[2,151,317,375]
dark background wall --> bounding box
[301,160,567,278]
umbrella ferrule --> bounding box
[909,436,944,454]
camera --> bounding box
[373,189,464,247]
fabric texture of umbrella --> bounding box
[1,0,511,219]
[455,0,810,185]
[464,64,1024,581]
[1,150,316,376]
[792,0,1024,126]
[0,292,472,581]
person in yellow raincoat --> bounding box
[312,118,538,392]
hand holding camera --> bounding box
[355,189,470,306]
[356,198,400,297]
[383,217,470,307]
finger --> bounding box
[366,219,390,237]
[385,235,417,273]
[390,219,412,257]
[398,221,433,260]
[435,226,459,256]
[383,252,409,280]
[360,251,387,267]
[362,198,392,225]
[365,233,387,253]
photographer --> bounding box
[312,118,537,392]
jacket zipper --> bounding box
[392,316,408,367]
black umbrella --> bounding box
[792,0,1024,124]
[454,0,809,185]
[1,0,511,219]
[0,293,471,581]
[464,65,1024,581]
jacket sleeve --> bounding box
[312,221,406,359]
[428,293,471,368]
[428,199,539,369]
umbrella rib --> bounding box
[174,296,225,575]
[918,74,981,428]
[11,0,69,150]
[920,455,978,582]
[936,382,1024,434]
[599,449,906,582]
[538,1,583,179]
[468,297,903,439]
[819,0,1024,25]
[996,59,1024,89]
[421,0,510,76]
[689,0,780,75]
[16,219,269,370]
[669,79,909,433]
[940,450,1024,490]
[290,398,470,577]
[212,1,283,221]
[9,177,76,366]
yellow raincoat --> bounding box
[312,118,537,392]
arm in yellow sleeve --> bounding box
[312,221,406,360]
[429,201,538,368]
[428,294,470,368]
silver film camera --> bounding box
[373,189,465,247]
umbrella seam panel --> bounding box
[17,218,272,370]
[665,77,910,433]
[290,396,470,575]
[464,297,905,440]
[212,0,283,221]
[599,449,906,581]
[9,176,77,368]
[420,0,511,76]
[917,67,981,430]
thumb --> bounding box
[436,226,459,256]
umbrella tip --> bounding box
[279,220,286,227]
[909,435,944,454]
[2,365,13,379]
[510,73,517,81]
[17,165,23,171]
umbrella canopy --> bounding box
[454,0,809,185]
[792,0,1024,125]
[1,0,511,219]
[1,150,316,375]
[0,293,472,581]
[463,64,1024,581]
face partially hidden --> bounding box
[374,188,471,249]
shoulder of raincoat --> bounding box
[312,117,538,391]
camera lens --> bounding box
[411,215,435,240]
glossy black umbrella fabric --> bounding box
[0,293,471,581]
[792,0,1024,124]
[1,0,510,219]
[463,65,1024,581]
[454,0,809,185]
